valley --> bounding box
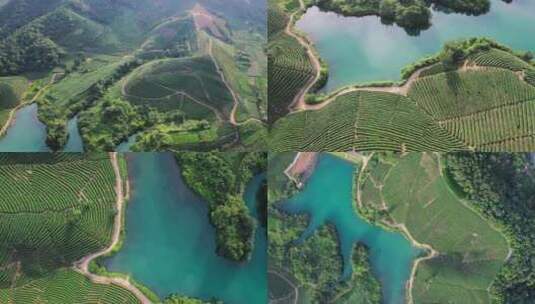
[0,151,268,304]
[0,0,267,152]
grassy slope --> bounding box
[211,33,264,121]
[139,15,197,54]
[36,6,122,53]
[375,153,508,303]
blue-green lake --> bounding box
[0,104,85,152]
[63,116,84,152]
[280,154,420,304]
[116,133,138,152]
[0,104,50,152]
[104,153,267,304]
[296,0,535,92]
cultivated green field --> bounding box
[268,0,315,123]
[0,1,267,151]
[124,56,232,120]
[0,153,141,303]
[0,153,117,286]
[271,46,535,152]
[0,270,140,304]
[360,153,509,303]
[271,91,466,152]
[211,32,266,122]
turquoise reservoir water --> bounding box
[0,104,51,152]
[296,0,535,91]
[104,153,267,303]
[116,133,138,152]
[63,116,84,152]
[0,105,84,152]
[279,154,420,304]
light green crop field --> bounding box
[271,48,535,152]
[470,49,533,71]
[0,76,28,126]
[211,33,264,122]
[361,153,509,303]
[123,56,234,121]
[0,269,140,304]
[0,153,116,287]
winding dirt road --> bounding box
[395,223,439,304]
[294,63,435,111]
[282,0,432,112]
[207,38,241,125]
[73,153,152,304]
[286,0,321,111]
[207,38,264,126]
[351,152,438,304]
[268,270,299,304]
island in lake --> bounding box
[269,0,535,152]
[268,152,535,303]
[0,152,267,304]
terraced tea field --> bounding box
[123,56,230,121]
[0,153,134,302]
[0,270,140,304]
[271,47,535,152]
[268,0,315,123]
[359,153,509,303]
[271,91,466,152]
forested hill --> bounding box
[312,0,516,34]
[0,0,265,76]
[0,0,267,152]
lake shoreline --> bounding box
[0,102,28,138]
[279,154,419,303]
[295,1,535,92]
[73,153,152,304]
[104,153,267,303]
